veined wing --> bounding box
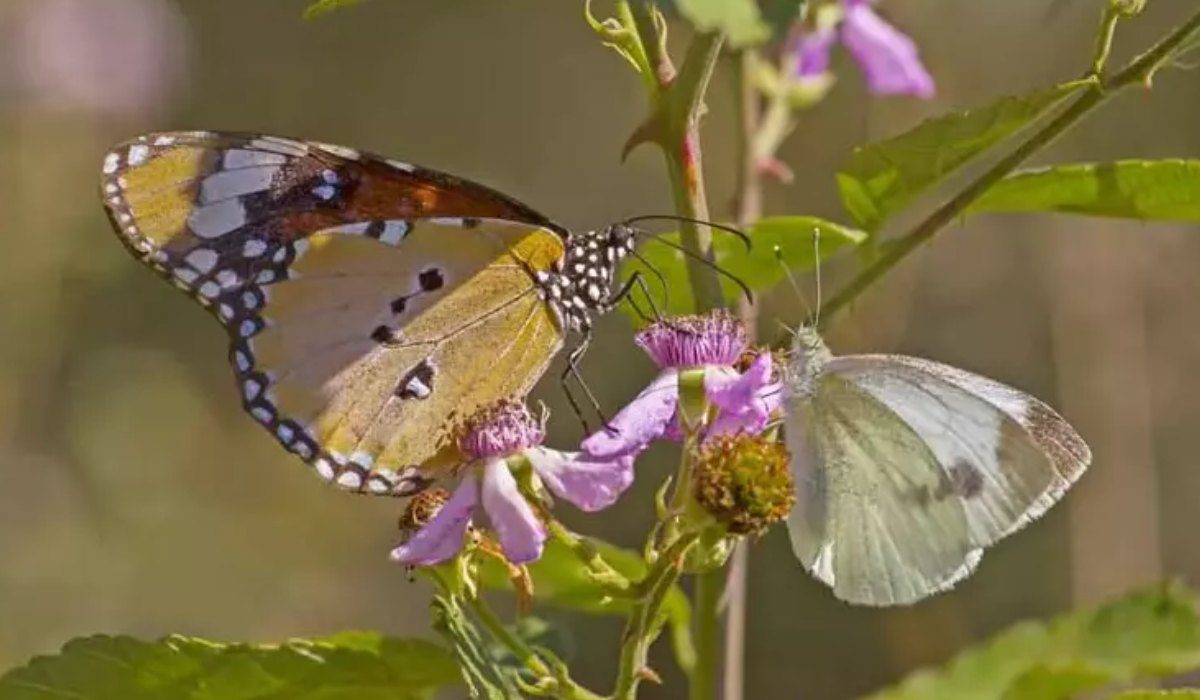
[786,372,981,606]
[825,355,1090,545]
[787,354,1090,605]
[238,218,565,495]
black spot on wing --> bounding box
[418,268,444,292]
[396,359,436,400]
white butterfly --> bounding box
[783,325,1091,606]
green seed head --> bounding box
[692,434,795,536]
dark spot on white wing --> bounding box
[461,217,480,228]
[396,359,436,400]
[390,297,407,314]
[943,460,985,499]
[418,268,444,292]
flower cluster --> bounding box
[582,311,782,461]
[391,400,633,566]
[393,311,788,568]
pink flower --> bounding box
[794,0,934,99]
[391,401,633,567]
[582,312,781,461]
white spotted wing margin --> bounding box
[784,339,1090,606]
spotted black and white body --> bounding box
[534,224,637,334]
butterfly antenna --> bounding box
[812,227,823,329]
[633,231,754,304]
[629,247,671,312]
[774,244,813,323]
[623,214,752,251]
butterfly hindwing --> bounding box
[242,218,564,492]
[101,131,568,495]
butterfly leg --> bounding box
[558,330,611,434]
[608,271,665,323]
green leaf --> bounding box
[865,583,1200,700]
[759,0,808,39]
[303,0,366,20]
[478,537,697,674]
[837,82,1082,232]
[970,160,1200,221]
[618,216,866,322]
[1111,692,1200,700]
[0,632,460,700]
[672,0,770,47]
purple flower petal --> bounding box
[480,458,545,564]
[581,370,679,459]
[707,385,781,437]
[706,353,773,417]
[526,447,635,512]
[793,25,837,78]
[841,1,934,98]
[389,475,477,566]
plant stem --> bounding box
[613,533,702,700]
[1091,4,1123,77]
[817,4,1200,327]
[691,567,725,700]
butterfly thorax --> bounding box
[535,224,636,333]
[788,325,833,400]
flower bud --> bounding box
[692,434,794,536]
[1113,0,1145,17]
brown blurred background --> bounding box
[1,0,1198,697]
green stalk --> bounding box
[613,533,702,700]
[817,4,1200,327]
[691,567,725,700]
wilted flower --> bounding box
[693,434,795,536]
[582,312,781,461]
[391,400,634,567]
[793,0,934,99]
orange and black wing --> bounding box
[101,132,567,495]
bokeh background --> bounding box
[1,0,1198,697]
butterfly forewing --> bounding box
[824,355,1090,544]
[788,373,980,606]
[101,131,568,495]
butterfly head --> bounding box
[541,225,637,333]
[788,325,833,398]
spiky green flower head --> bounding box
[692,434,795,536]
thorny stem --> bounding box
[613,532,702,700]
[611,8,728,700]
[619,0,726,312]
[817,4,1200,327]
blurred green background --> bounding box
[1,0,1199,697]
